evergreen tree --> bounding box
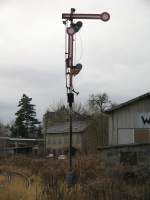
[13,94,41,138]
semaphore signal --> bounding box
[62,8,110,185]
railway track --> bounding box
[0,171,31,188]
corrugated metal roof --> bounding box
[46,121,88,134]
[105,92,150,113]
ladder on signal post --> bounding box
[62,8,110,185]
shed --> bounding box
[97,93,150,165]
[106,92,150,145]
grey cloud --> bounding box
[0,66,63,86]
[0,0,150,123]
[0,101,17,123]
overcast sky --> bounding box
[0,0,150,123]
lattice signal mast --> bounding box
[62,8,110,180]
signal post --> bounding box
[62,8,110,185]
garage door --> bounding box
[118,129,134,144]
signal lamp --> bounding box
[72,63,82,76]
[71,21,82,33]
[75,63,82,70]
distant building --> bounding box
[0,137,44,156]
[46,121,89,154]
[43,107,108,154]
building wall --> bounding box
[109,98,150,145]
[82,115,108,153]
[45,115,109,154]
[46,133,82,152]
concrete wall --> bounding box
[109,98,150,145]
[98,143,150,166]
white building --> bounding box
[106,93,150,145]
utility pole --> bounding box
[62,8,110,185]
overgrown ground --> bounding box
[0,155,150,200]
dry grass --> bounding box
[0,179,42,200]
[0,155,150,200]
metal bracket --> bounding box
[72,89,79,95]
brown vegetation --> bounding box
[0,155,150,200]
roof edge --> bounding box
[105,92,150,113]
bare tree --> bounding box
[47,100,66,112]
[44,101,90,125]
[88,92,112,113]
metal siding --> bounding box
[114,99,150,129]
[108,115,113,145]
[110,98,150,145]
[112,113,118,145]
